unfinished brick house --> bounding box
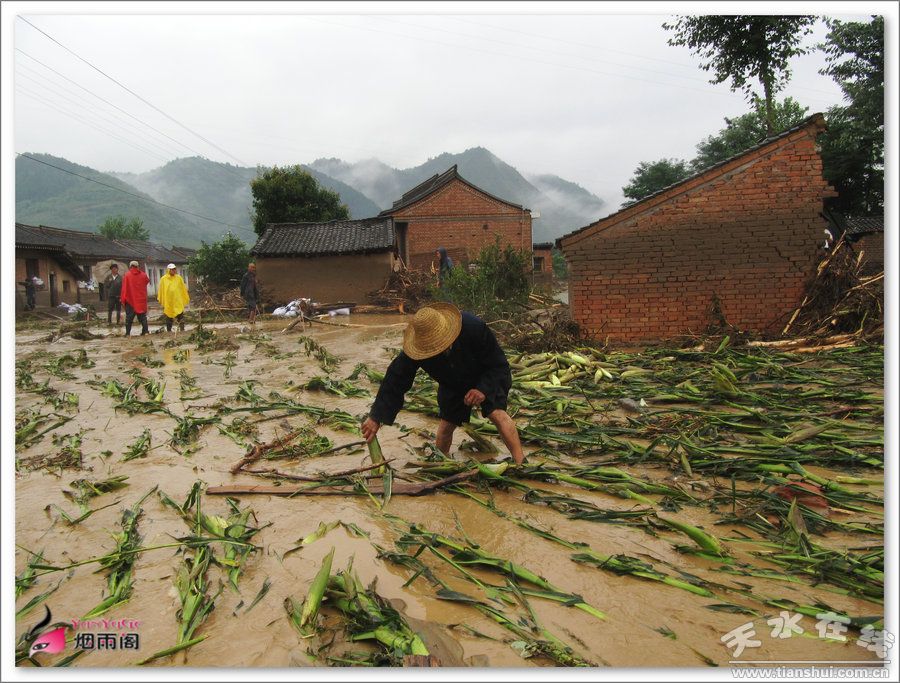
[380,165,533,270]
[558,113,837,342]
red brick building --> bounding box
[558,114,837,342]
[381,166,532,270]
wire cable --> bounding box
[16,152,257,238]
[17,16,251,167]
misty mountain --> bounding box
[309,147,606,242]
[15,153,197,247]
[115,157,383,235]
[17,149,605,248]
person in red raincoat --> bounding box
[120,260,150,336]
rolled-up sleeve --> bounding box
[370,352,419,425]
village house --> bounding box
[15,223,88,309]
[251,217,397,303]
[558,113,837,342]
[15,223,194,311]
[531,242,555,288]
[379,165,533,270]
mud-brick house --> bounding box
[251,217,396,303]
[558,113,837,342]
[15,223,87,310]
[380,165,532,270]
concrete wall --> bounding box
[392,179,532,270]
[255,252,394,305]
[561,120,836,342]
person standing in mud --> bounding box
[435,247,453,288]
[240,262,260,324]
[19,276,37,310]
[104,264,123,326]
[158,263,190,332]
[120,260,150,336]
[362,302,525,464]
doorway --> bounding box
[49,273,58,307]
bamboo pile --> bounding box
[783,235,883,341]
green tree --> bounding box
[250,165,350,236]
[692,96,809,170]
[663,15,816,135]
[435,240,531,319]
[98,214,149,240]
[551,247,568,280]
[621,159,692,206]
[188,232,251,287]
[818,16,884,214]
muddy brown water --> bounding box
[14,316,883,668]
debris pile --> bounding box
[191,286,248,310]
[272,299,313,318]
[782,235,884,341]
[367,269,435,313]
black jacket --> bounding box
[369,311,510,425]
[240,271,258,301]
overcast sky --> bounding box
[10,4,877,211]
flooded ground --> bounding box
[14,314,885,669]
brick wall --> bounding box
[391,179,532,269]
[532,245,554,274]
[851,233,884,274]
[561,120,836,342]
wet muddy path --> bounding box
[14,316,884,668]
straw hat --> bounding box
[403,303,462,360]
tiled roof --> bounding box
[843,215,883,236]
[15,224,88,280]
[558,113,828,246]
[170,245,198,259]
[251,217,395,257]
[533,242,554,250]
[379,165,526,215]
[114,239,189,264]
[15,223,140,259]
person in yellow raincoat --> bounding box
[157,263,190,332]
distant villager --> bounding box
[436,247,454,288]
[240,262,260,324]
[104,264,123,326]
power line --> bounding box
[305,17,837,107]
[446,16,841,99]
[16,152,257,238]
[17,16,251,167]
[15,68,186,159]
[16,48,219,161]
[15,48,254,180]
[16,85,173,162]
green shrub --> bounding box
[188,232,251,288]
[433,241,531,319]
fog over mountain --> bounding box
[18,148,606,245]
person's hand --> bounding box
[361,417,381,443]
[464,389,486,407]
